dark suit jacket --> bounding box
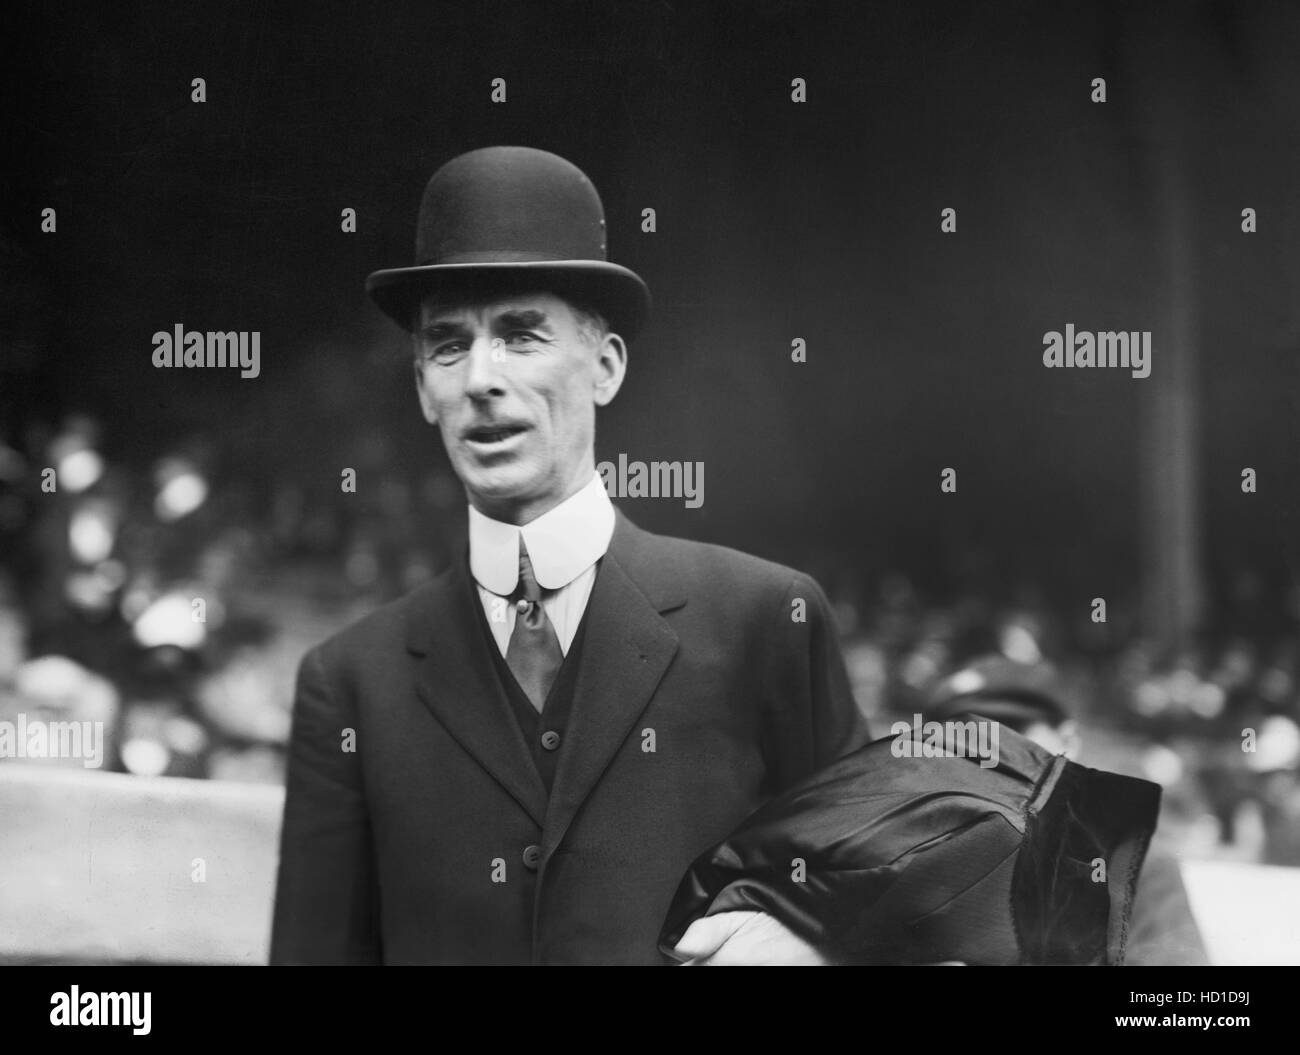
[270,510,870,964]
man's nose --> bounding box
[463,335,505,398]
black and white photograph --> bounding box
[1,0,1297,1027]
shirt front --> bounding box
[469,471,616,656]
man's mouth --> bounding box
[464,424,528,446]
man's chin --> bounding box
[460,467,542,509]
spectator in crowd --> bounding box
[928,653,1210,966]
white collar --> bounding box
[468,471,615,595]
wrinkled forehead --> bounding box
[416,288,574,329]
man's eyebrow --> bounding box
[417,319,470,340]
[495,309,552,331]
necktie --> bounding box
[506,539,564,712]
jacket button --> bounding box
[522,844,542,870]
[540,730,561,751]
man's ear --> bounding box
[413,357,440,425]
[593,332,628,408]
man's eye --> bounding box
[504,330,542,345]
[425,341,467,361]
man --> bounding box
[270,146,870,965]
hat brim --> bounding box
[365,260,650,340]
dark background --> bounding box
[5,0,1297,597]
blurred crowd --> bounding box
[2,413,1298,867]
[829,573,1300,867]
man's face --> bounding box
[413,290,626,524]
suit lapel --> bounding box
[541,514,681,859]
[407,555,549,826]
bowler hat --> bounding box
[366,146,650,338]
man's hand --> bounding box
[672,911,830,965]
